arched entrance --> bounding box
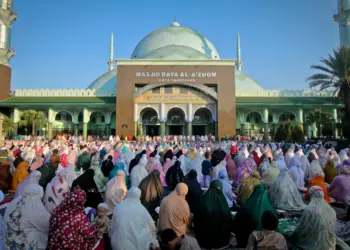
[53,111,73,136]
[140,108,159,136]
[245,111,263,136]
[88,111,107,137]
[166,108,185,135]
[192,108,213,136]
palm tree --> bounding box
[18,110,47,136]
[307,46,350,137]
[0,113,16,136]
[306,109,333,137]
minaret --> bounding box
[108,32,114,71]
[236,33,242,71]
[0,0,17,66]
[334,0,350,47]
[0,0,17,101]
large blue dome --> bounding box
[87,21,264,95]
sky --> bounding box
[10,0,339,90]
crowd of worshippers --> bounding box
[0,139,350,249]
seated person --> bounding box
[246,211,288,250]
[160,228,200,250]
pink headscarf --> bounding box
[145,157,155,174]
[60,154,69,168]
[154,162,166,186]
[163,158,172,175]
[30,156,45,171]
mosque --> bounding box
[0,1,344,139]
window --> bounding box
[180,87,188,94]
[56,114,62,121]
[91,117,96,124]
[101,116,105,123]
[164,86,172,94]
[152,87,160,94]
[78,114,83,122]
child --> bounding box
[246,211,288,250]
[201,151,212,188]
[93,203,110,237]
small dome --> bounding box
[130,21,220,60]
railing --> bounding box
[12,89,97,97]
[236,89,334,97]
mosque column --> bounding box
[263,108,269,140]
[312,122,317,138]
[159,103,166,136]
[47,108,54,139]
[186,103,193,136]
[83,108,90,140]
[297,108,304,126]
[332,108,339,139]
[160,122,165,136]
[137,122,143,136]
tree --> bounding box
[275,124,286,142]
[284,122,292,142]
[0,113,16,136]
[18,110,47,136]
[306,109,333,137]
[307,46,350,138]
[292,123,305,143]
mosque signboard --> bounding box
[135,71,218,83]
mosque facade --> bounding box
[0,13,343,139]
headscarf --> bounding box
[184,169,202,214]
[258,157,271,177]
[194,180,232,249]
[234,184,276,247]
[305,159,324,182]
[4,184,50,250]
[110,187,159,250]
[261,161,280,186]
[0,162,11,191]
[252,150,261,166]
[269,166,306,211]
[90,156,108,193]
[145,157,155,174]
[323,159,338,184]
[244,154,257,172]
[339,150,349,163]
[299,154,310,172]
[291,186,337,250]
[105,170,127,215]
[101,157,114,178]
[225,154,237,179]
[165,160,185,190]
[288,155,305,189]
[233,154,253,187]
[56,162,77,188]
[218,169,235,208]
[11,160,29,191]
[130,154,148,188]
[138,169,164,215]
[163,158,172,175]
[43,171,70,213]
[129,150,146,174]
[14,170,41,199]
[158,183,190,236]
[238,170,260,205]
[71,168,103,209]
[47,189,100,249]
[328,168,350,205]
[29,155,44,171]
[153,157,166,186]
[305,173,331,203]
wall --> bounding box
[116,63,236,138]
[0,64,11,101]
